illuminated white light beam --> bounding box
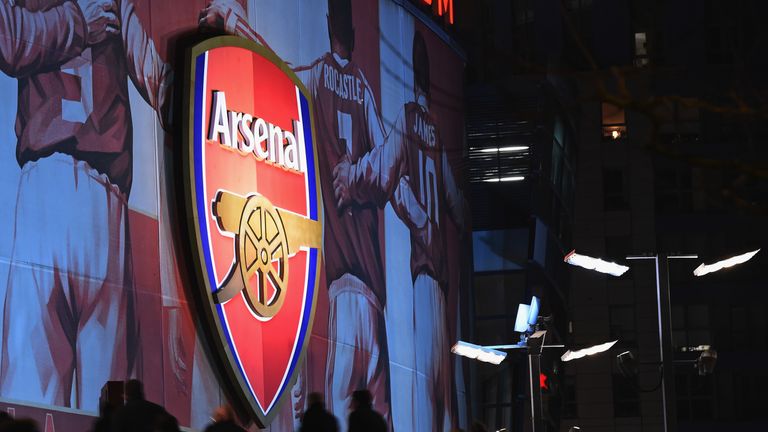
[560,340,618,362]
[693,249,760,277]
[564,250,629,277]
[479,146,530,153]
[484,176,525,183]
[451,341,507,365]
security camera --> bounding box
[697,349,718,376]
[616,351,638,379]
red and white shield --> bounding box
[183,36,322,426]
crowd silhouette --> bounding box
[0,381,489,431]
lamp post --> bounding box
[453,333,619,432]
[624,254,697,432]
[566,249,759,432]
[453,331,565,432]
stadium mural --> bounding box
[0,0,467,430]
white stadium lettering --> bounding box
[323,63,363,104]
[414,113,436,147]
[207,90,306,173]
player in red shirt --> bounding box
[0,0,170,411]
[298,1,394,428]
[333,30,465,432]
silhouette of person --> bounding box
[91,399,114,432]
[154,412,182,432]
[470,421,488,432]
[0,413,11,429]
[347,390,386,432]
[203,405,246,432]
[300,392,339,432]
[0,419,40,432]
[111,380,171,432]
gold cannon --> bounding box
[211,190,322,318]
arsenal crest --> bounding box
[182,36,322,425]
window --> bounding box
[602,103,626,140]
[613,374,640,417]
[656,100,699,136]
[562,375,578,419]
[603,168,628,211]
[552,139,563,189]
[672,304,710,350]
[481,367,515,432]
[552,117,574,204]
[565,0,593,10]
[610,305,637,348]
[676,367,714,421]
[654,164,693,213]
[730,306,749,350]
[634,32,649,67]
[605,235,632,259]
[706,26,735,64]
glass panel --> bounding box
[687,305,709,328]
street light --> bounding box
[451,341,507,365]
[567,249,758,431]
[454,297,563,432]
[564,250,629,276]
[560,340,618,362]
[693,249,760,276]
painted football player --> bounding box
[333,30,465,432]
[0,0,170,411]
[297,0,394,427]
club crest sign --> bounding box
[183,36,322,425]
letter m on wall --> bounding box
[421,0,454,24]
[438,0,454,24]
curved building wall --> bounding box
[0,0,467,430]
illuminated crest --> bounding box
[183,36,322,426]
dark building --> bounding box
[460,0,768,431]
[457,2,579,431]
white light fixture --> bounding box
[451,341,507,365]
[514,304,531,333]
[560,340,618,362]
[693,249,760,277]
[484,176,525,183]
[479,146,529,153]
[564,250,629,276]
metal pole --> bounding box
[627,254,696,432]
[528,352,544,432]
[655,255,677,432]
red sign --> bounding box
[422,0,454,24]
[183,36,323,426]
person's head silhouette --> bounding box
[124,379,144,402]
[351,389,372,411]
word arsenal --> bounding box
[207,90,307,173]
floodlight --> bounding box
[560,340,618,362]
[528,296,540,326]
[514,304,531,333]
[484,176,525,183]
[479,146,529,153]
[564,250,629,276]
[697,348,718,375]
[693,249,760,277]
[451,341,507,365]
[616,351,638,379]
